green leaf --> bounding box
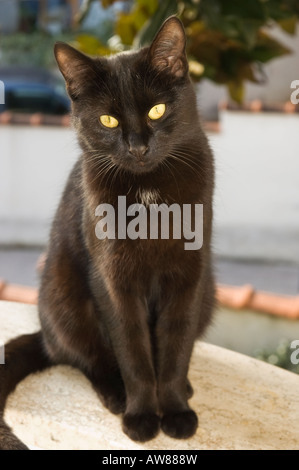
[265,0,298,22]
[220,0,266,21]
[135,0,178,46]
[237,18,263,49]
[137,0,159,16]
[116,14,137,45]
[227,80,245,104]
[101,0,120,7]
[187,27,242,71]
[115,0,160,46]
[199,0,222,29]
[75,34,112,56]
[278,15,298,34]
[251,31,291,63]
[85,0,298,105]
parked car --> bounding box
[0,66,70,115]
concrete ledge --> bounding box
[1,301,299,450]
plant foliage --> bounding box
[77,0,298,103]
[255,339,299,375]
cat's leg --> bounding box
[186,378,193,399]
[95,288,160,442]
[156,283,201,439]
[42,310,126,416]
[39,253,126,416]
[196,270,215,337]
[184,269,215,401]
[86,358,126,415]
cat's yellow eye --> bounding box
[148,104,166,120]
[100,115,119,128]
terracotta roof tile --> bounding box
[1,278,298,319]
[0,111,217,130]
[1,99,296,129]
[217,284,299,320]
[0,111,13,124]
[0,112,70,127]
[216,284,254,309]
[219,100,299,114]
[0,279,38,305]
[203,121,221,133]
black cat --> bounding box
[0,16,215,450]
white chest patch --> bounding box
[135,188,161,207]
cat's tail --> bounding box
[0,332,52,450]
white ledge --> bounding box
[1,300,299,450]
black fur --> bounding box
[0,17,215,449]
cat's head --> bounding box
[55,16,198,175]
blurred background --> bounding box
[0,0,299,372]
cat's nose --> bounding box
[129,144,149,160]
[128,134,148,160]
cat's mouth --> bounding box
[113,155,163,174]
[132,160,156,173]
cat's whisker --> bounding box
[89,159,116,186]
[173,155,206,172]
[85,155,107,164]
[85,156,110,167]
[84,151,110,158]
[98,161,116,178]
[84,153,108,158]
[167,152,196,169]
[86,158,111,173]
[106,164,120,200]
[162,158,182,198]
[168,150,208,176]
[109,166,121,197]
[172,145,208,161]
[167,154,206,180]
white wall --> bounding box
[210,110,299,262]
[0,126,79,245]
[0,112,298,262]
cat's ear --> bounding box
[149,16,188,78]
[54,42,96,100]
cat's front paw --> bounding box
[122,412,160,442]
[161,409,198,439]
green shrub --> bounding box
[255,339,299,374]
[78,0,298,102]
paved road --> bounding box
[0,247,299,295]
